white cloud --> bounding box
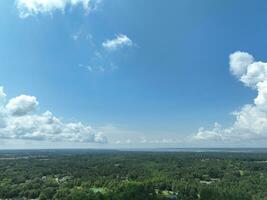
[81,34,133,72]
[0,87,107,143]
[102,34,133,50]
[0,87,6,105]
[140,137,147,143]
[112,136,179,145]
[194,122,228,141]
[6,95,39,116]
[230,51,254,77]
[16,0,101,18]
[94,132,107,143]
[141,138,177,144]
[86,65,105,72]
[194,51,267,142]
[125,139,132,144]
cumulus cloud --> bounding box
[194,51,267,142]
[0,87,107,143]
[229,51,254,77]
[16,0,101,18]
[6,95,38,116]
[102,34,133,50]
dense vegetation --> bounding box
[0,149,267,199]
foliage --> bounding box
[0,150,266,199]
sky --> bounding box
[1,0,267,148]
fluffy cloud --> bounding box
[102,34,133,50]
[6,95,38,116]
[16,0,101,18]
[194,51,267,142]
[229,51,254,77]
[0,87,107,143]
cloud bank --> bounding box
[0,87,107,143]
[194,51,267,142]
[102,34,133,51]
[16,0,101,18]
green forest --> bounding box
[0,150,267,200]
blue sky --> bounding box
[1,0,267,148]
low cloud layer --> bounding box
[194,51,267,142]
[102,34,133,51]
[0,87,107,143]
[16,0,101,18]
